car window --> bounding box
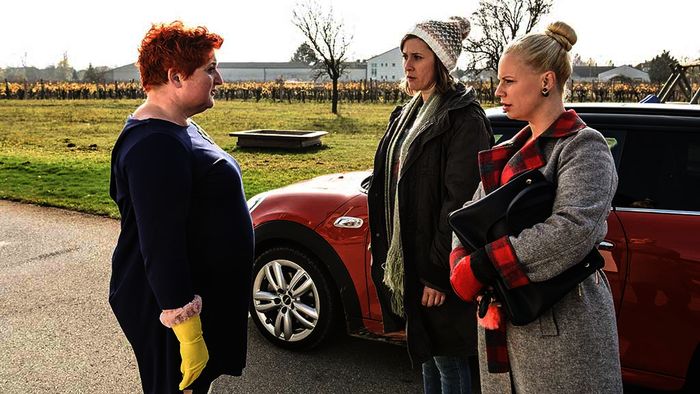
[494,134,508,144]
[614,130,700,212]
[600,130,625,169]
[492,129,518,144]
[492,127,623,168]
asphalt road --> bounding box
[0,200,422,393]
[0,200,668,393]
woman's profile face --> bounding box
[402,38,437,94]
[180,52,223,116]
[495,52,545,122]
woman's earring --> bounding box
[541,88,549,97]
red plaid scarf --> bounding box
[478,109,586,373]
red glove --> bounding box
[450,246,500,302]
[450,246,484,301]
[450,254,484,301]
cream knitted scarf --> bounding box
[383,92,443,316]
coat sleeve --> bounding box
[509,128,618,282]
[421,110,493,291]
[122,133,195,309]
[451,183,485,251]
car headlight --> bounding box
[247,193,267,213]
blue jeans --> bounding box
[422,356,471,394]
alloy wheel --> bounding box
[252,258,321,342]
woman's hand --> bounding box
[422,286,446,307]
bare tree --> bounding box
[464,0,553,75]
[292,0,352,114]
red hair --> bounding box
[137,21,223,91]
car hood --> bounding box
[274,170,372,196]
[251,170,372,229]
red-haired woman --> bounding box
[109,21,253,393]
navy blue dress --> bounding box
[109,118,254,393]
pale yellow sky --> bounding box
[1,0,697,70]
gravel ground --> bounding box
[0,200,424,393]
[1,200,665,394]
[0,200,140,392]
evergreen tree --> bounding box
[83,63,101,82]
[645,50,678,83]
[291,42,318,64]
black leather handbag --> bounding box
[448,169,604,326]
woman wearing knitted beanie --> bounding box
[367,16,494,393]
[449,21,623,393]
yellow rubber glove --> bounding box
[172,315,209,391]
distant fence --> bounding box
[2,78,696,103]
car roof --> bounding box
[486,102,700,117]
[486,103,700,132]
[566,102,700,117]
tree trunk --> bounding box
[332,77,338,114]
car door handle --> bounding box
[333,216,364,228]
[598,241,614,251]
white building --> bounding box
[108,63,140,82]
[571,65,615,82]
[106,61,367,82]
[571,65,649,82]
[598,65,650,82]
[366,47,403,81]
[340,62,368,81]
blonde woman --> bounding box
[449,21,623,393]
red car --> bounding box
[247,103,700,391]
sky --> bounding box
[1,0,698,71]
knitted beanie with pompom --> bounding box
[402,16,471,71]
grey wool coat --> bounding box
[453,113,623,393]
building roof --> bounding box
[110,63,136,72]
[367,47,401,62]
[222,61,367,70]
[598,65,650,82]
[572,65,616,79]
[110,60,367,72]
[219,62,313,69]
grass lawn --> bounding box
[0,100,397,217]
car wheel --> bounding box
[250,246,338,350]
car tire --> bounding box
[249,246,338,350]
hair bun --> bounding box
[545,21,577,51]
[449,16,471,40]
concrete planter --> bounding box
[229,129,328,149]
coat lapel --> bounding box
[479,109,586,193]
[477,143,516,194]
[499,131,546,186]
